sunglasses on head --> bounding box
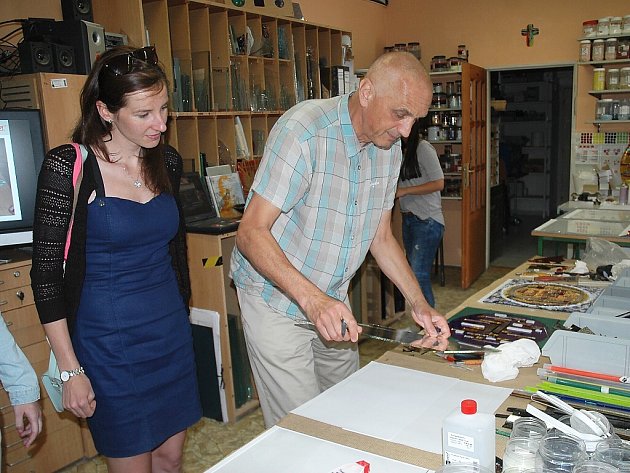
[103,46,159,76]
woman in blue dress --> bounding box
[31,46,201,472]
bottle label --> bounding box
[447,431,475,452]
[444,451,480,465]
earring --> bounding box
[108,119,113,124]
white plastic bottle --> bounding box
[442,399,495,472]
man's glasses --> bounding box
[103,46,159,76]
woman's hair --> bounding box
[72,45,171,193]
[399,119,424,182]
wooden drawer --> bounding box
[5,423,83,473]
[0,285,34,312]
[4,305,41,335]
[2,396,79,444]
[0,264,30,292]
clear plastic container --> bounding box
[583,20,599,38]
[574,460,621,473]
[593,67,606,91]
[598,17,611,37]
[510,417,548,441]
[607,68,620,90]
[610,17,623,35]
[592,40,606,62]
[623,15,630,34]
[580,40,592,62]
[619,98,630,120]
[594,440,630,470]
[442,399,495,473]
[606,38,618,61]
[502,438,539,471]
[621,67,630,89]
[535,432,588,472]
[597,99,615,120]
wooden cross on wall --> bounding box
[521,23,539,47]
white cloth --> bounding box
[481,339,541,383]
[570,260,590,274]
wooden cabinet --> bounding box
[0,252,91,473]
[186,232,258,423]
[0,73,87,150]
[426,63,487,287]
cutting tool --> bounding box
[294,319,499,354]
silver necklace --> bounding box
[120,165,143,188]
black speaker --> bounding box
[52,43,77,73]
[49,20,105,74]
[18,41,55,73]
[61,0,94,22]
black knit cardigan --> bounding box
[30,143,191,332]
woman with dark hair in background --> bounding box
[31,46,201,472]
[397,119,445,308]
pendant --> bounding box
[133,180,142,188]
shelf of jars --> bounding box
[588,89,630,97]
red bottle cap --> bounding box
[461,399,477,414]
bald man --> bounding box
[230,52,451,427]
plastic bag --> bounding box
[581,238,630,271]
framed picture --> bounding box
[370,0,388,4]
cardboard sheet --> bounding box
[292,361,512,455]
[204,426,432,473]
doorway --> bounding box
[489,66,574,267]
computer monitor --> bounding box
[0,109,47,248]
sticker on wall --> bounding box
[202,256,223,268]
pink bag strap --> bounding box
[64,143,84,260]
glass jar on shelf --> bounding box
[407,42,421,60]
[605,38,618,61]
[623,15,630,34]
[432,92,448,108]
[597,17,610,37]
[593,67,606,91]
[610,16,623,35]
[620,67,630,89]
[579,40,591,62]
[582,19,598,38]
[618,98,629,120]
[592,39,605,62]
[596,98,614,120]
[606,68,620,90]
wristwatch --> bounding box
[60,367,85,384]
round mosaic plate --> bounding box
[501,282,591,308]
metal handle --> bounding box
[5,320,12,326]
[16,290,24,301]
[13,270,20,278]
[0,300,7,306]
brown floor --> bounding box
[59,265,511,473]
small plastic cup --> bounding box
[573,459,621,473]
[594,441,630,472]
[502,438,539,471]
[510,417,548,441]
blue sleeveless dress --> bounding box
[73,191,201,458]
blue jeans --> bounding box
[401,214,445,308]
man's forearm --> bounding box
[236,226,323,310]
